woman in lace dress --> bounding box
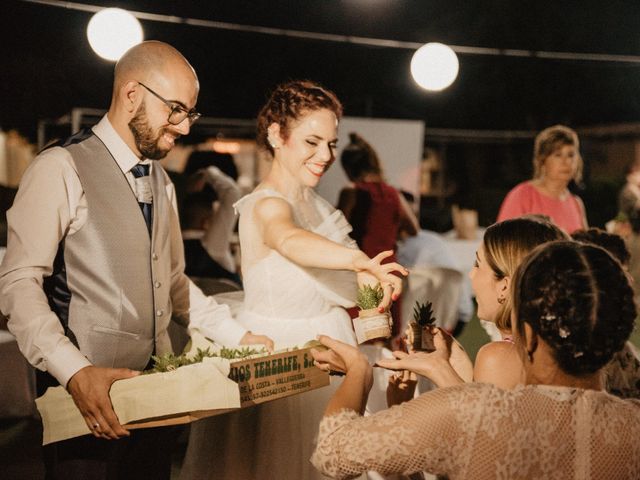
[180,80,407,480]
[311,240,640,479]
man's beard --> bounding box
[128,102,172,160]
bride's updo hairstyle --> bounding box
[256,80,343,156]
[512,241,636,376]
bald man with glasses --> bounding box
[0,41,272,479]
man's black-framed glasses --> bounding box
[138,82,201,126]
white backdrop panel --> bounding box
[316,116,425,206]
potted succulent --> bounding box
[406,301,437,352]
[352,284,392,344]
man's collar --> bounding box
[92,115,146,174]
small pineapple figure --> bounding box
[407,301,437,352]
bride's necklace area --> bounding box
[273,186,322,229]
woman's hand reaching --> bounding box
[355,250,408,310]
[377,328,473,387]
[311,335,374,415]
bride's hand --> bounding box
[355,250,408,310]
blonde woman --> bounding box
[497,125,587,233]
[380,216,567,390]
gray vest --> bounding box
[54,134,173,370]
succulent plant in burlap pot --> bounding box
[353,284,392,344]
[406,301,437,352]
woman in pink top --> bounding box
[497,124,588,233]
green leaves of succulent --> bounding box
[144,346,267,374]
[357,283,384,310]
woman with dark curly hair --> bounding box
[311,241,640,479]
[181,80,407,480]
[571,227,640,399]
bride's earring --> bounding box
[497,296,506,305]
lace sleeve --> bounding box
[311,385,488,479]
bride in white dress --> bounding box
[180,80,406,480]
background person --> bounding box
[497,124,587,233]
[338,132,419,338]
[181,190,241,284]
[183,150,242,276]
[617,161,640,304]
[181,154,242,284]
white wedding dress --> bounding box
[180,188,359,480]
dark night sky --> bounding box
[4,0,640,141]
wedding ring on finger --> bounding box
[92,422,100,430]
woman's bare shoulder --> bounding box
[474,341,524,389]
[253,194,292,220]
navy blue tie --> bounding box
[130,163,153,236]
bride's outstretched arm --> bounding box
[255,196,408,292]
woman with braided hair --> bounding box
[181,80,407,479]
[310,241,640,479]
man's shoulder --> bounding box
[30,129,97,175]
[41,128,94,153]
[28,143,76,176]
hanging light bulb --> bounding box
[410,42,459,91]
[87,8,144,62]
